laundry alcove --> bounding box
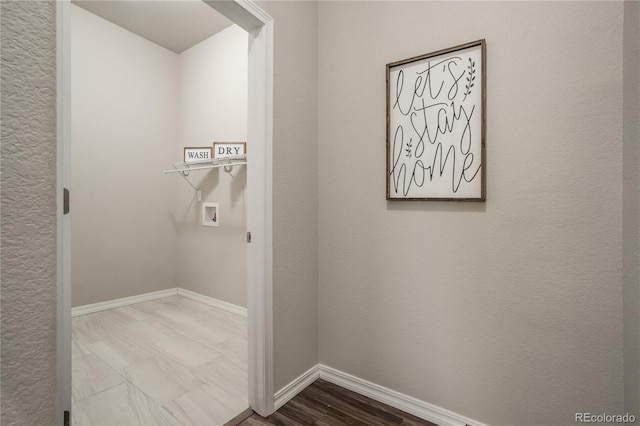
[69,2,251,424]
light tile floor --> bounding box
[72,295,248,426]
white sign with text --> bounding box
[386,40,486,201]
[213,142,247,159]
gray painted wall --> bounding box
[71,5,180,306]
[318,2,625,425]
[176,25,248,307]
[0,1,58,425]
[255,0,320,392]
[624,0,640,417]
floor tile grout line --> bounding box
[118,373,184,422]
[71,371,126,405]
[75,373,183,424]
[116,347,214,412]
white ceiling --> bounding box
[72,0,234,54]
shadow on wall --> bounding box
[386,201,487,213]
[229,167,247,208]
[167,166,246,233]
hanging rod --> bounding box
[163,155,247,175]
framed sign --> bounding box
[184,147,213,163]
[213,142,247,158]
[386,39,486,201]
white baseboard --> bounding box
[71,288,177,317]
[72,288,247,318]
[319,365,489,426]
[274,365,320,410]
[274,364,489,426]
[177,288,247,318]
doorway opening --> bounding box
[57,0,274,423]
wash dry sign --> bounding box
[183,142,247,163]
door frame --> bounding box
[56,0,275,421]
[56,1,72,424]
[206,0,275,417]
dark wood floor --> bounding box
[235,379,438,426]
